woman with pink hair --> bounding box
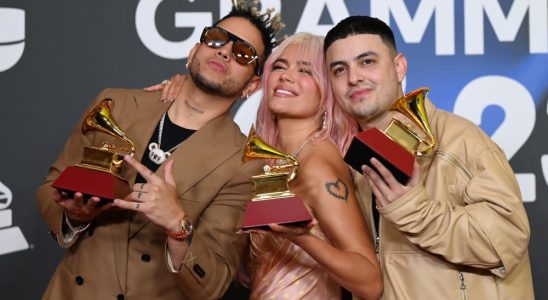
[246,32,381,300]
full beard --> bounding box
[189,61,248,98]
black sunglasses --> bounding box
[200,26,261,75]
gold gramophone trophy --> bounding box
[239,127,313,231]
[344,87,436,183]
[51,98,134,201]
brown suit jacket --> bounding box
[37,88,259,299]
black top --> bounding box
[135,113,196,183]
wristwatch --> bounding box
[166,216,193,241]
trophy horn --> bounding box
[389,87,436,155]
[242,126,299,181]
[82,98,135,156]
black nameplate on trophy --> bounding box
[344,128,414,184]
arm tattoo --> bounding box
[324,178,349,202]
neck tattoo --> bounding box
[185,100,204,115]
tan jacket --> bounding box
[353,99,534,300]
[37,88,259,300]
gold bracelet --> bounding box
[166,216,193,241]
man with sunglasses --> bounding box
[36,2,283,299]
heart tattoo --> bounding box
[325,178,349,202]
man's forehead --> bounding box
[326,34,385,63]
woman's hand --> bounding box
[238,218,317,239]
[268,218,317,237]
[143,74,188,103]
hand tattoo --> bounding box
[325,178,349,202]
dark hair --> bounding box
[215,0,283,76]
[324,16,397,54]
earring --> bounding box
[185,62,189,69]
[322,111,328,130]
[241,92,249,100]
[271,113,277,120]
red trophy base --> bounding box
[344,128,414,184]
[239,196,313,231]
[51,165,131,201]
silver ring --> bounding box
[162,79,172,85]
[136,203,141,209]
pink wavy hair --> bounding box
[255,32,358,153]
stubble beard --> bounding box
[341,96,380,122]
[188,60,248,98]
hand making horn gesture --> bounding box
[113,155,186,233]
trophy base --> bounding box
[51,165,131,201]
[239,196,313,231]
[344,128,415,184]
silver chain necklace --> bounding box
[292,137,312,159]
[148,112,185,165]
[276,131,320,166]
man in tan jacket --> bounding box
[324,16,534,299]
[36,2,283,299]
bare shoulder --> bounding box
[293,140,355,208]
[298,140,350,180]
[295,140,353,191]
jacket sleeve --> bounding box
[378,145,530,278]
[36,88,114,247]
[172,159,257,299]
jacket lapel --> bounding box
[128,113,244,238]
[108,90,167,291]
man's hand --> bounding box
[362,157,421,207]
[143,74,188,103]
[113,155,186,232]
[53,190,112,223]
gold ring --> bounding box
[162,79,172,85]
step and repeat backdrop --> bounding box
[0,0,546,298]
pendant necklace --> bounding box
[148,112,185,165]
